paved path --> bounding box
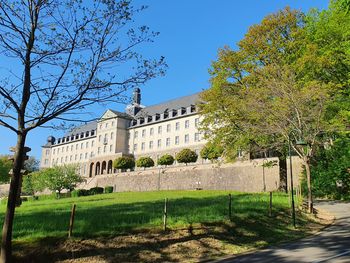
[214,201,350,263]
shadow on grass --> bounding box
[6,193,320,262]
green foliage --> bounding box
[136,156,154,169]
[308,136,350,199]
[34,164,85,197]
[157,154,174,166]
[89,187,104,195]
[0,156,12,184]
[71,189,90,198]
[104,186,114,194]
[200,142,223,162]
[176,149,198,165]
[113,156,135,170]
[22,174,36,196]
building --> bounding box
[40,89,206,177]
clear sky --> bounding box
[0,0,329,160]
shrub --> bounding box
[136,156,154,169]
[113,156,135,170]
[200,142,223,162]
[176,149,198,165]
[71,189,90,197]
[89,187,104,195]
[104,186,114,193]
[157,154,174,166]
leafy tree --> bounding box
[176,149,198,165]
[307,136,350,199]
[23,157,39,173]
[157,154,175,167]
[35,164,84,198]
[0,157,12,184]
[0,1,165,259]
[136,156,154,170]
[199,6,345,213]
[200,142,223,162]
[113,156,135,170]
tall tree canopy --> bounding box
[0,1,166,261]
[200,3,349,214]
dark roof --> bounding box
[64,121,97,137]
[109,109,132,119]
[135,92,202,118]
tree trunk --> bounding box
[1,133,27,263]
[304,157,313,214]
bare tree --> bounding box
[0,1,166,261]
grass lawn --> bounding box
[0,190,327,262]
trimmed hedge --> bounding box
[71,189,90,197]
[104,186,114,193]
[89,187,104,195]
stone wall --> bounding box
[91,157,281,193]
[286,156,304,190]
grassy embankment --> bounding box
[0,190,324,262]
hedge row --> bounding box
[71,186,114,197]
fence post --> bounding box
[163,198,168,231]
[269,192,272,217]
[68,204,76,238]
[228,194,232,221]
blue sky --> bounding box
[0,0,329,159]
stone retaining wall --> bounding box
[92,157,281,193]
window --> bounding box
[81,142,83,149]
[175,122,180,131]
[86,142,89,148]
[185,134,189,143]
[157,139,161,148]
[99,124,102,129]
[166,124,171,132]
[44,159,48,165]
[71,145,73,151]
[166,138,170,147]
[46,149,50,155]
[90,151,94,157]
[158,126,162,134]
[134,131,138,138]
[105,122,108,128]
[103,145,106,153]
[80,154,82,160]
[53,149,55,155]
[57,148,60,154]
[110,145,113,152]
[111,132,114,140]
[194,133,200,142]
[70,155,72,161]
[195,118,199,127]
[65,156,67,162]
[66,146,69,152]
[142,129,146,138]
[62,147,64,153]
[61,157,63,163]
[85,153,88,159]
[133,144,137,151]
[150,128,154,136]
[141,142,145,151]
[98,147,101,154]
[75,154,77,160]
[91,140,94,147]
[185,120,189,129]
[149,141,153,149]
[75,144,78,150]
[175,136,179,145]
[99,135,102,142]
[112,121,114,127]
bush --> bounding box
[104,186,114,193]
[71,189,90,197]
[200,142,223,162]
[176,149,198,165]
[157,154,174,166]
[113,156,135,170]
[89,187,104,195]
[136,156,154,169]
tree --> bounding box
[23,157,39,173]
[157,154,174,167]
[176,149,198,165]
[113,156,135,170]
[34,164,84,197]
[200,7,344,213]
[0,1,165,261]
[0,157,11,184]
[200,142,223,162]
[136,156,154,170]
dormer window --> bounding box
[91,130,95,136]
[75,134,79,139]
[86,131,89,137]
[80,132,84,139]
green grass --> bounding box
[0,190,305,243]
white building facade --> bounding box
[40,89,206,177]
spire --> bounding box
[133,87,141,105]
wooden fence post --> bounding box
[228,194,232,221]
[68,204,76,238]
[269,192,272,217]
[163,198,168,231]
